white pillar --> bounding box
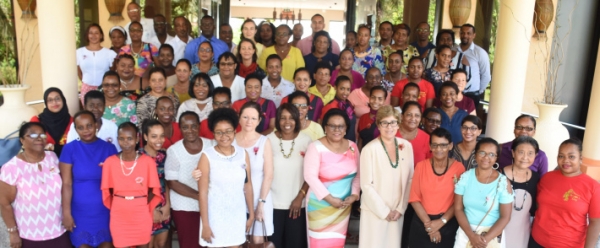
[37,0,79,114]
[582,41,600,180]
[485,0,536,142]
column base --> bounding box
[582,157,600,181]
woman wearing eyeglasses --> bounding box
[497,115,548,176]
[498,136,540,248]
[304,108,360,247]
[210,52,247,102]
[421,107,442,135]
[101,71,138,126]
[198,108,255,247]
[60,111,119,248]
[454,138,513,248]
[165,111,213,248]
[30,88,73,157]
[190,41,219,79]
[119,21,158,77]
[0,123,71,248]
[358,105,413,248]
[529,139,600,248]
[450,116,482,170]
[288,91,325,141]
[408,128,465,247]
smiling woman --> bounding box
[101,71,138,126]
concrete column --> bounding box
[37,0,79,114]
[582,41,600,181]
[485,0,536,142]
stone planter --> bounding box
[0,85,38,137]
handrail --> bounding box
[26,100,44,105]
[479,101,586,131]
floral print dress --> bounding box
[352,46,386,77]
[103,97,138,126]
[139,149,170,234]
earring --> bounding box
[493,163,499,170]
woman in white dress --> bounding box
[198,108,255,247]
[233,101,275,243]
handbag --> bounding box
[466,176,503,248]
[242,219,275,248]
[0,130,21,167]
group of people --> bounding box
[0,2,599,248]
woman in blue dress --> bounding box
[59,110,118,248]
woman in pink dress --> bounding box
[303,108,361,247]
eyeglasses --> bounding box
[430,143,450,149]
[425,117,442,125]
[293,103,308,109]
[416,28,430,33]
[515,126,535,132]
[461,125,479,132]
[213,101,231,107]
[102,83,120,88]
[476,151,497,158]
[379,120,398,127]
[25,133,47,139]
[128,9,140,13]
[326,124,346,131]
[47,97,62,104]
[219,62,235,67]
[198,48,213,53]
[214,130,235,137]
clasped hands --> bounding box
[324,194,358,210]
[424,219,445,244]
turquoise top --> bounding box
[454,169,514,227]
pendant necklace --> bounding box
[120,152,139,177]
[477,169,494,206]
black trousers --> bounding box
[464,91,482,110]
[408,214,459,248]
[528,235,545,248]
[271,208,308,248]
[401,204,415,248]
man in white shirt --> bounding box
[65,91,120,151]
[261,54,295,107]
[457,23,491,110]
[124,2,156,44]
[147,14,174,48]
[296,14,341,56]
[167,16,193,66]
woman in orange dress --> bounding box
[101,122,162,247]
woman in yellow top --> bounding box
[258,24,304,82]
[167,59,193,103]
[385,23,419,74]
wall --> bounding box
[97,1,130,48]
[12,0,43,112]
[230,6,345,30]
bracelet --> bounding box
[258,198,266,203]
[300,189,306,195]
[7,226,18,233]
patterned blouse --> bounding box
[352,46,386,77]
[103,97,138,126]
[190,63,219,80]
[119,43,159,77]
[424,68,453,94]
[139,149,170,233]
[136,93,180,129]
[384,45,420,74]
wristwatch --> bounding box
[440,217,447,224]
[258,198,266,203]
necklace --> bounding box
[511,167,529,211]
[216,146,237,161]
[23,151,45,184]
[131,44,144,59]
[119,152,139,176]
[379,137,399,168]
[301,118,308,129]
[279,133,296,159]
[431,157,450,176]
[476,168,494,206]
[120,77,134,90]
[399,126,417,140]
[22,151,43,165]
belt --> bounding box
[114,194,147,200]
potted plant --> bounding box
[0,0,39,138]
[531,0,572,169]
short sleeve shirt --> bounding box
[76,47,117,86]
[0,152,66,241]
[391,78,436,111]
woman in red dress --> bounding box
[101,122,162,248]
